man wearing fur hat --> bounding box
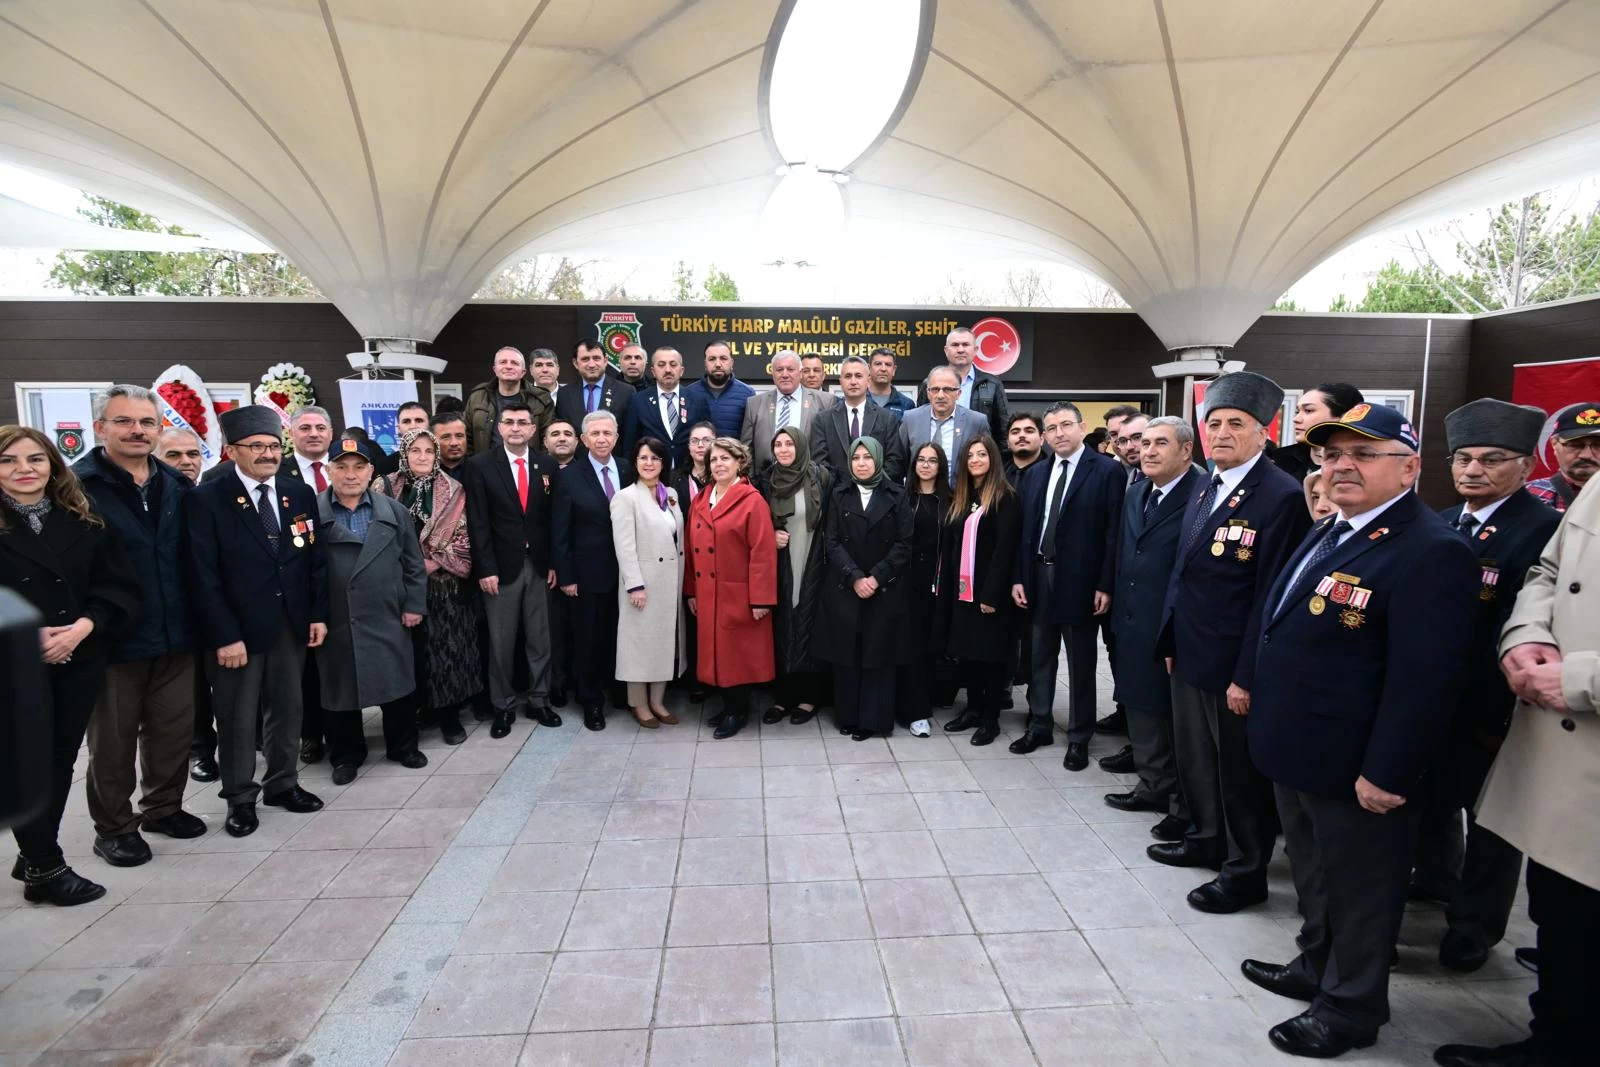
[187,405,328,838]
[1153,371,1311,914]
[1410,399,1559,974]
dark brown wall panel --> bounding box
[1467,295,1600,401]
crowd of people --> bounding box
[1,328,1597,1065]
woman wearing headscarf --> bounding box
[898,441,951,737]
[936,435,1021,747]
[611,436,686,728]
[378,427,481,744]
[812,437,913,741]
[756,425,831,725]
[0,426,139,905]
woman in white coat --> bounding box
[611,436,687,727]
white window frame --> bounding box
[15,381,112,452]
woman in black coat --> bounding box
[896,442,950,736]
[0,426,139,906]
[936,435,1021,747]
[810,437,913,741]
[756,426,831,725]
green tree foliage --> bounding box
[1271,297,1300,311]
[49,197,317,297]
[1350,260,1460,313]
[671,261,740,302]
[701,265,740,302]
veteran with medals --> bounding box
[1242,403,1477,1058]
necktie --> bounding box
[664,392,678,433]
[586,384,598,413]
[1277,520,1352,615]
[778,394,792,428]
[1040,459,1069,556]
[1143,486,1162,522]
[1183,474,1224,552]
[514,457,529,510]
[850,407,861,440]
[1457,513,1479,539]
[255,484,279,547]
[311,460,326,492]
[601,465,615,500]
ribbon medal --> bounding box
[1211,527,1227,556]
[1479,566,1499,601]
[1235,527,1256,561]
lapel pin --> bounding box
[1368,527,1389,540]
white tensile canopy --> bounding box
[2,0,1598,353]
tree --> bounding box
[926,274,992,305]
[1271,297,1300,311]
[1350,260,1459,313]
[701,265,740,302]
[49,196,318,297]
[1003,269,1053,307]
[667,261,739,302]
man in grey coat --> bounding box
[315,440,430,785]
[899,365,989,484]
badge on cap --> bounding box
[1342,403,1371,423]
[1577,408,1600,426]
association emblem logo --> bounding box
[970,316,1022,375]
[1576,407,1600,426]
[596,312,644,369]
[54,422,85,459]
[1341,403,1371,423]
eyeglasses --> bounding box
[234,441,283,455]
[926,386,959,394]
[500,420,534,428]
[1322,447,1410,464]
[1555,437,1600,455]
[1448,452,1524,469]
[107,417,161,431]
[1115,432,1144,446]
[914,456,940,464]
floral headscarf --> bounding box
[396,428,440,523]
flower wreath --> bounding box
[254,363,316,430]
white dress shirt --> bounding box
[842,401,870,438]
[236,469,279,526]
[1037,445,1082,551]
[775,388,801,429]
[588,453,620,492]
[504,445,532,487]
[1460,492,1512,524]
[293,452,328,488]
[1212,449,1263,502]
[657,388,682,431]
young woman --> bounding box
[756,426,830,725]
[812,437,913,741]
[898,442,951,737]
[0,426,139,905]
[671,420,717,702]
[936,435,1021,747]
[377,428,481,744]
[1274,382,1364,481]
[611,437,686,728]
[684,438,776,739]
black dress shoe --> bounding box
[1097,745,1136,773]
[713,713,746,740]
[490,711,515,739]
[439,719,467,745]
[549,686,568,708]
[1241,959,1316,1001]
[971,724,1000,746]
[300,739,324,764]
[22,864,106,906]
[225,803,258,838]
[763,707,787,725]
[943,711,981,733]
[997,692,1015,710]
[92,832,152,868]
[1008,733,1051,754]
[1062,742,1089,771]
[1096,708,1128,734]
[1150,814,1187,841]
[1433,1038,1545,1067]
[1188,879,1267,914]
[11,855,24,881]
[390,750,428,769]
[530,705,562,728]
[263,786,325,813]
[1439,929,1490,973]
[1104,790,1166,813]
[142,810,207,839]
[1146,841,1222,869]
[852,730,875,742]
[1513,947,1538,974]
[584,706,606,731]
[331,764,358,786]
[1268,1012,1375,1059]
[190,755,219,783]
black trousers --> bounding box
[327,690,421,768]
[1025,560,1098,742]
[834,666,896,733]
[190,649,216,760]
[13,657,104,868]
[719,683,754,720]
[1527,859,1600,1062]
[548,584,573,693]
[774,669,824,711]
[962,659,1010,727]
[1277,784,1418,1038]
[895,653,935,728]
[569,587,619,709]
[1171,674,1274,889]
[298,648,328,745]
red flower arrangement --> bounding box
[157,381,209,437]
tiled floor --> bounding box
[0,664,1533,1065]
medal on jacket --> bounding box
[1227,488,1246,508]
[1479,565,1499,601]
[1211,527,1227,556]
[1229,524,1256,561]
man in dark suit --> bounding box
[623,346,711,468]
[1008,400,1125,768]
[812,355,906,482]
[187,405,329,838]
[463,401,562,738]
[916,326,1010,450]
[1104,416,1204,839]
[556,339,636,447]
[1410,399,1559,973]
[1242,403,1477,1059]
[1153,371,1311,914]
[552,410,633,730]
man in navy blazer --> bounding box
[1153,372,1310,915]
[556,339,636,449]
[552,410,634,730]
[1104,416,1204,835]
[623,346,710,468]
[1009,400,1125,768]
[187,405,329,838]
[1241,404,1476,1059]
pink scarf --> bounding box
[957,505,984,603]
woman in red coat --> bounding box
[684,437,777,739]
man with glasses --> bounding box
[898,365,986,484]
[188,405,329,837]
[1242,403,1476,1059]
[1526,401,1600,512]
[1409,399,1558,973]
[1113,412,1149,482]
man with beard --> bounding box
[1526,401,1600,512]
[685,339,756,439]
[1113,412,1150,484]
[542,418,580,707]
[432,411,471,479]
[617,342,651,389]
[1004,412,1045,485]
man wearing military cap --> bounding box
[1154,370,1311,914]
[1242,403,1478,1058]
[1410,399,1559,973]
[187,404,328,837]
[1526,401,1600,513]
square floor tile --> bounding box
[514,802,608,844]
[899,762,981,793]
[763,796,844,836]
[987,787,1081,828]
[773,939,891,1022]
[852,831,946,880]
[601,800,686,840]
[259,895,404,962]
[1046,869,1172,930]
[321,847,442,898]
[862,877,973,938]
[491,842,593,892]
[1022,1005,1163,1067]
[768,881,874,943]
[53,963,245,1051]
[761,739,828,766]
[840,793,926,833]
[900,1011,1035,1067]
[763,765,837,798]
[583,838,680,889]
[768,834,858,882]
[186,959,357,1046]
[777,1018,905,1066]
[691,766,765,799]
[560,888,671,950]
[954,874,1073,934]
[40,902,210,969]
[222,849,354,901]
[984,931,1120,1008]
[669,884,769,946]
[912,792,1006,830]
[1011,825,1121,873]
[647,1022,775,1067]
[529,949,660,1032]
[683,798,766,838]
[1082,926,1234,1003]
[406,953,552,1038]
[389,1035,526,1066]
[0,967,137,1054]
[676,835,767,886]
[369,807,475,849]
[656,944,774,1026]
[455,891,576,955]
[878,936,1008,1016]
[517,1030,648,1066]
[156,899,307,965]
[932,828,1035,876]
[832,764,908,795]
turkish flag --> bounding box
[1512,357,1600,479]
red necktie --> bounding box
[311,460,327,492]
[514,457,529,510]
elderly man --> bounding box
[741,350,833,473]
[624,346,713,468]
[1243,404,1477,1058]
[899,366,987,483]
[799,353,829,392]
[1526,401,1600,512]
[187,405,328,837]
[464,346,555,454]
[553,411,634,730]
[867,347,914,421]
[916,326,1011,447]
[376,401,431,476]
[315,440,429,785]
[686,339,757,440]
[1409,399,1560,975]
[1154,372,1311,913]
[72,386,205,866]
[156,427,204,483]
[813,355,907,482]
[530,347,562,402]
[556,339,636,441]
